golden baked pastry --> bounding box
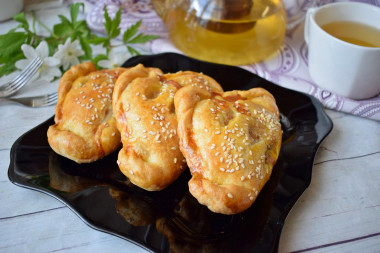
[112,64,184,191]
[164,70,224,94]
[174,86,282,214]
[47,62,127,163]
[112,64,224,191]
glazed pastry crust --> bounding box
[47,62,127,163]
[112,64,186,191]
[174,86,282,214]
[164,71,224,93]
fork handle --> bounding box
[0,97,16,104]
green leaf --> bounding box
[13,12,29,29]
[103,6,122,39]
[103,5,112,36]
[8,24,24,33]
[0,52,24,78]
[0,63,17,78]
[128,34,159,44]
[53,22,72,38]
[70,3,84,24]
[79,36,92,60]
[123,20,141,43]
[127,45,140,56]
[58,14,72,27]
[109,8,122,38]
[88,36,109,45]
[91,53,108,69]
[0,32,27,58]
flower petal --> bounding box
[98,60,112,69]
[15,59,31,70]
[36,41,49,59]
[40,66,61,82]
[21,44,37,60]
[44,57,61,67]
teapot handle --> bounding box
[285,0,317,29]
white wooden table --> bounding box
[1,2,379,253]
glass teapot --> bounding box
[152,0,287,65]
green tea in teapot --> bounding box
[153,0,287,65]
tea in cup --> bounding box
[304,2,380,100]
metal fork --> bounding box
[0,56,43,97]
[0,92,57,107]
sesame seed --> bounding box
[227,193,233,198]
[174,158,177,163]
[220,168,225,172]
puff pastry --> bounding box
[112,64,224,191]
[47,62,127,163]
[174,86,282,214]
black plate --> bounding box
[8,53,333,253]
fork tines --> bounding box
[0,56,43,97]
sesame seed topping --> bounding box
[227,193,233,198]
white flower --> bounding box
[54,38,84,70]
[15,41,61,82]
[98,49,129,69]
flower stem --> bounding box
[31,12,56,38]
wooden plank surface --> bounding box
[0,3,379,251]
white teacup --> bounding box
[304,2,380,100]
[0,0,23,21]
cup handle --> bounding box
[304,7,317,45]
